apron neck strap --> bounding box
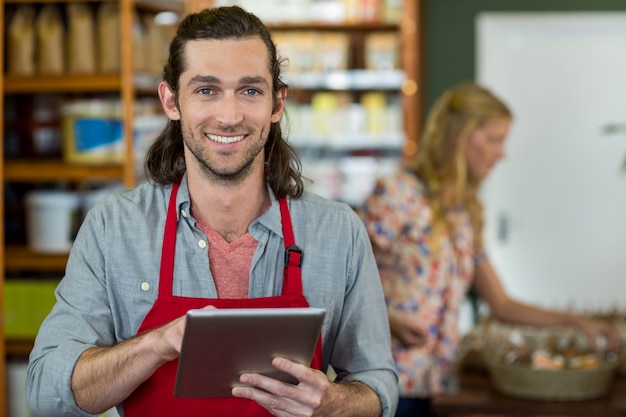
[159,182,179,297]
[279,198,303,296]
[159,188,303,298]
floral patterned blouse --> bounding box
[358,170,483,398]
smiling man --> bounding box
[26,6,398,417]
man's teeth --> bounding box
[207,134,245,144]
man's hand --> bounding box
[151,314,187,362]
[72,305,215,413]
[231,357,381,417]
[153,304,217,361]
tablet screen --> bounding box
[174,307,326,398]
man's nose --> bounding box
[216,93,244,125]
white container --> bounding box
[7,359,31,417]
[83,188,110,214]
[82,184,122,219]
[25,190,82,253]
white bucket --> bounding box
[25,190,82,253]
[82,184,121,216]
[7,359,30,417]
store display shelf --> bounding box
[4,160,124,182]
[267,21,397,32]
[5,73,162,95]
[4,74,121,93]
[291,132,405,151]
[284,69,405,91]
[6,339,34,357]
[135,0,183,13]
[5,0,102,3]
[134,72,162,94]
[4,0,182,10]
[4,246,69,271]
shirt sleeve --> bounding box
[27,207,113,417]
[328,212,399,417]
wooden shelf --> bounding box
[6,339,34,357]
[135,0,184,13]
[5,73,161,95]
[5,246,69,271]
[4,0,181,11]
[267,22,398,32]
[4,74,121,93]
[5,0,109,3]
[1,0,154,413]
[4,160,125,182]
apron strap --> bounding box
[279,198,303,296]
[159,189,303,298]
[158,182,180,298]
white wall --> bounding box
[477,13,626,311]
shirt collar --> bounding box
[252,187,284,239]
[175,173,192,221]
[175,173,285,239]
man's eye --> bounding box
[199,88,213,95]
[244,88,260,96]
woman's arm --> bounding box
[387,308,428,348]
[473,259,620,350]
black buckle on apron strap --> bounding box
[284,244,303,268]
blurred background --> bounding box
[2,0,626,416]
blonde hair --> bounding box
[409,82,512,247]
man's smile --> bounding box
[207,133,246,144]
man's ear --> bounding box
[271,86,288,123]
[158,81,181,121]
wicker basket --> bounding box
[486,360,619,401]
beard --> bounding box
[181,120,268,185]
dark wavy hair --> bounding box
[145,6,304,199]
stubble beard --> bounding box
[183,123,268,186]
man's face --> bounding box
[161,37,285,182]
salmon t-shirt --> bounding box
[191,208,257,299]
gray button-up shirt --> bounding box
[26,175,398,416]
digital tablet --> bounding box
[174,307,326,398]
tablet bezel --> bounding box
[174,307,326,398]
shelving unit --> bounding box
[262,1,423,206]
[0,0,5,412]
[1,0,180,414]
[1,0,423,414]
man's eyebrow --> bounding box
[186,75,270,88]
[240,76,269,87]
[187,75,220,87]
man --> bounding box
[26,6,398,417]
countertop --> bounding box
[432,369,626,417]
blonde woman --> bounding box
[358,82,618,417]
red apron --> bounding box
[123,183,323,416]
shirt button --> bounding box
[141,282,150,291]
[181,209,188,218]
[198,240,207,249]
